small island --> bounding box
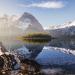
[20,33,52,43]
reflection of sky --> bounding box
[36,46,75,65]
[0,0,75,28]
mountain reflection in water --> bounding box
[1,38,75,75]
[49,38,75,50]
[10,38,75,75]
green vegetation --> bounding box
[20,33,52,43]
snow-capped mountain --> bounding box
[47,20,75,38]
[15,12,44,33]
[48,20,75,29]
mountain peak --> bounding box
[16,12,44,32]
[22,12,32,18]
[19,12,36,22]
[23,12,32,16]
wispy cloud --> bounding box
[18,1,65,9]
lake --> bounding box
[9,38,75,75]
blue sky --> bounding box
[0,0,75,28]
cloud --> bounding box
[18,1,65,9]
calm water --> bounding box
[49,38,75,50]
[1,38,75,75]
[11,38,75,75]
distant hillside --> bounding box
[46,20,75,38]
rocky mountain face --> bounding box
[47,21,75,38]
[15,12,44,33]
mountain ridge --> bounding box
[47,20,75,38]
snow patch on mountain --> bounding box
[48,20,75,30]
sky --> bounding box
[0,0,75,28]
